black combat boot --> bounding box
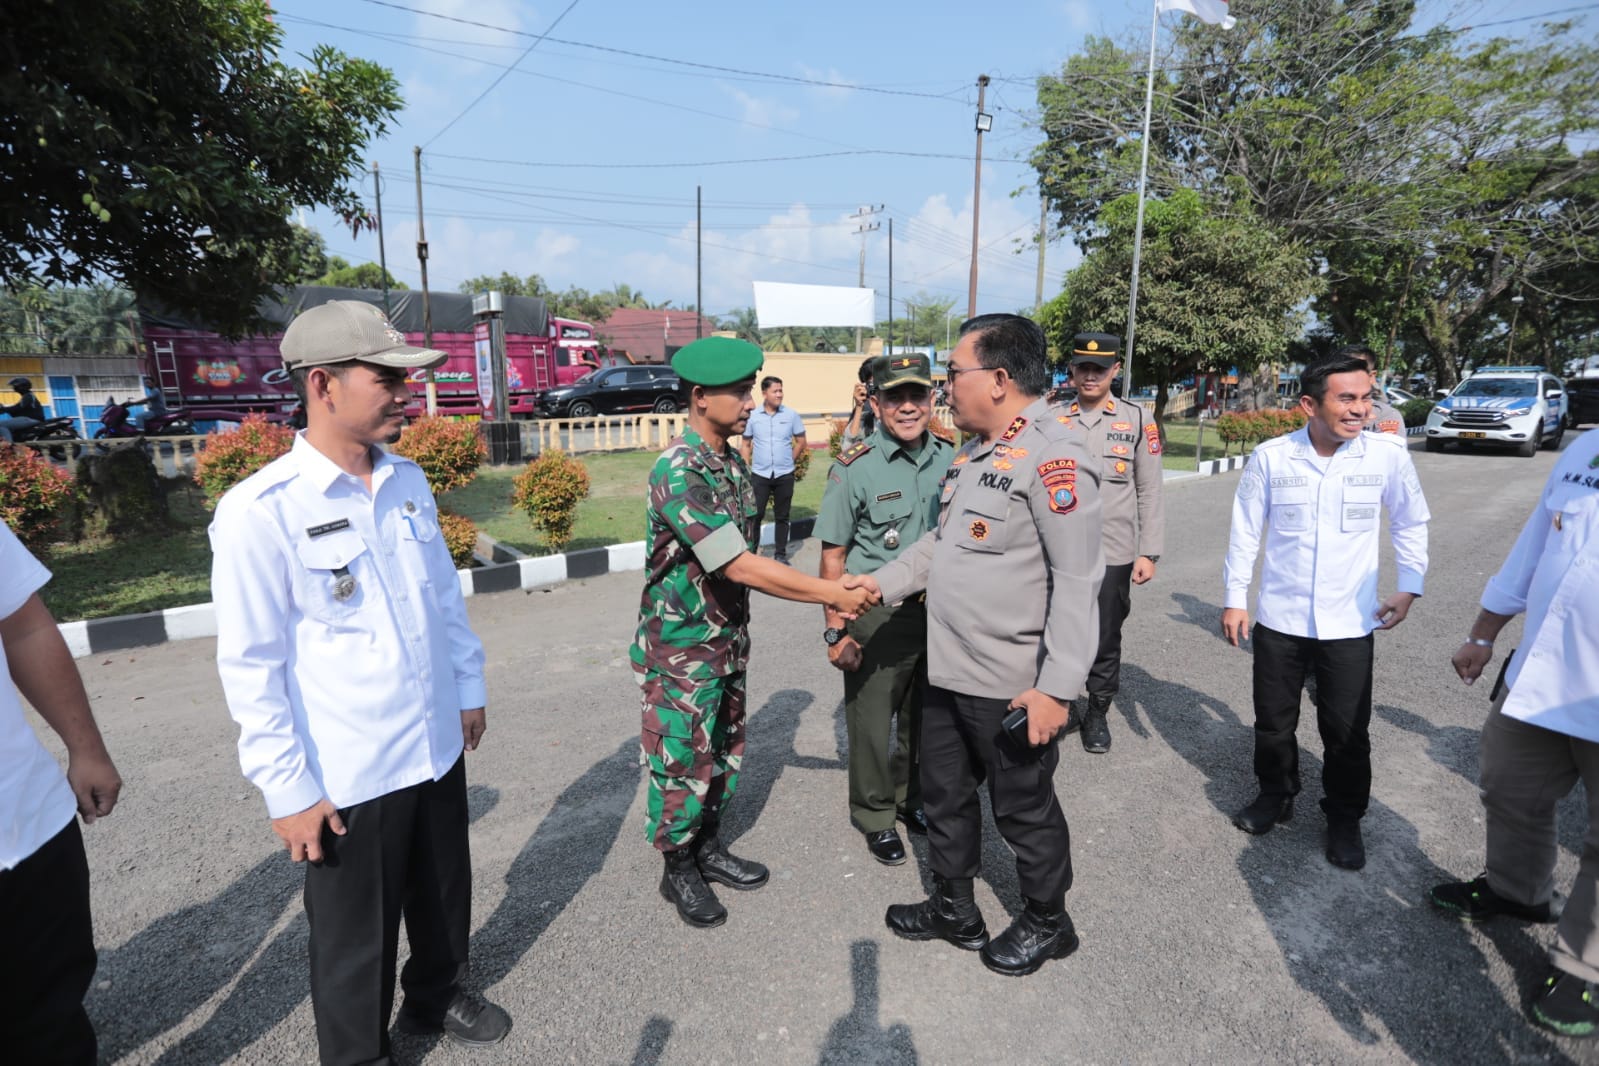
[1080,693,1113,754]
[695,823,769,890]
[885,875,989,951]
[980,897,1080,976]
[660,848,727,928]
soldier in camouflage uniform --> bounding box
[635,336,878,928]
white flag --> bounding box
[1158,0,1236,29]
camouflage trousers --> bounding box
[639,670,747,852]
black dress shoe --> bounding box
[980,898,1080,977]
[897,808,928,835]
[1233,793,1294,835]
[1326,818,1365,871]
[660,848,727,927]
[696,831,769,890]
[885,875,989,950]
[866,828,907,866]
[395,992,512,1047]
[1080,694,1112,754]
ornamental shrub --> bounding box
[193,414,294,507]
[1401,397,1433,428]
[438,509,479,567]
[511,449,591,552]
[392,416,487,495]
[828,418,846,458]
[793,444,812,483]
[0,445,78,550]
[1213,408,1307,455]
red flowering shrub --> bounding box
[438,509,479,567]
[0,445,77,550]
[392,417,487,495]
[193,415,294,507]
[512,450,591,552]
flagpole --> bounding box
[1124,0,1161,403]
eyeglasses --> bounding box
[946,363,994,381]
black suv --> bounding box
[1567,377,1599,429]
[533,364,682,418]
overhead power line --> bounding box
[356,0,968,101]
[425,149,1033,170]
[423,0,584,148]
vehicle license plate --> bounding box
[1459,431,1487,439]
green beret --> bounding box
[671,336,764,387]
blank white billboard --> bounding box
[753,281,876,328]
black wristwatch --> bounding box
[823,627,846,646]
[1142,555,1160,564]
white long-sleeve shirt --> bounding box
[1482,429,1599,740]
[1224,427,1430,640]
[210,435,486,818]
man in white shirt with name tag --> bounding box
[211,300,509,1064]
[1222,353,1430,872]
[1430,426,1599,1039]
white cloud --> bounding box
[408,0,528,49]
[796,64,856,105]
[722,86,801,130]
[370,216,582,291]
[1061,0,1096,31]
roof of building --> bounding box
[595,308,720,363]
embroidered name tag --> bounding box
[1344,474,1385,487]
[306,519,351,538]
[875,491,903,502]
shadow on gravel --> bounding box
[1167,591,1232,643]
[819,940,918,1065]
[630,1014,674,1065]
[723,688,831,845]
[1124,663,1577,1064]
[468,742,636,993]
[93,785,503,1062]
[1374,703,1482,788]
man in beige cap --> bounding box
[210,300,510,1063]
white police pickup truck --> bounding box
[1424,366,1567,457]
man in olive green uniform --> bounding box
[816,353,953,866]
[635,336,877,930]
[851,314,1104,978]
[1062,332,1165,753]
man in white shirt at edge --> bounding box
[210,301,509,1064]
[1221,353,1430,872]
[1430,427,1599,1040]
[0,523,122,1066]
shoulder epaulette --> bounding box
[836,441,873,466]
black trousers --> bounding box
[1250,624,1375,822]
[1086,561,1135,697]
[0,818,97,1066]
[920,686,1072,905]
[751,472,795,556]
[305,757,471,1066]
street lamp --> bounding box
[1507,293,1525,360]
[968,74,991,320]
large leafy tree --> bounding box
[1033,3,1599,386]
[1038,190,1319,426]
[2,0,401,335]
[317,257,407,291]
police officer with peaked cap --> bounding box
[1060,332,1165,753]
[815,351,953,866]
[850,313,1104,977]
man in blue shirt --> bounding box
[740,376,808,564]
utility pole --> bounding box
[373,162,391,316]
[1035,194,1048,310]
[967,74,991,320]
[413,146,438,415]
[851,204,883,354]
[887,218,894,353]
[696,185,703,339]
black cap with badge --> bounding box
[1070,332,1122,368]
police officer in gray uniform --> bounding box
[850,313,1104,977]
[1341,344,1406,436]
[1061,333,1165,753]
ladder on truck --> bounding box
[151,341,183,407]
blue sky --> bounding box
[273,0,1561,329]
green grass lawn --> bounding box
[441,449,828,555]
[40,448,833,621]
